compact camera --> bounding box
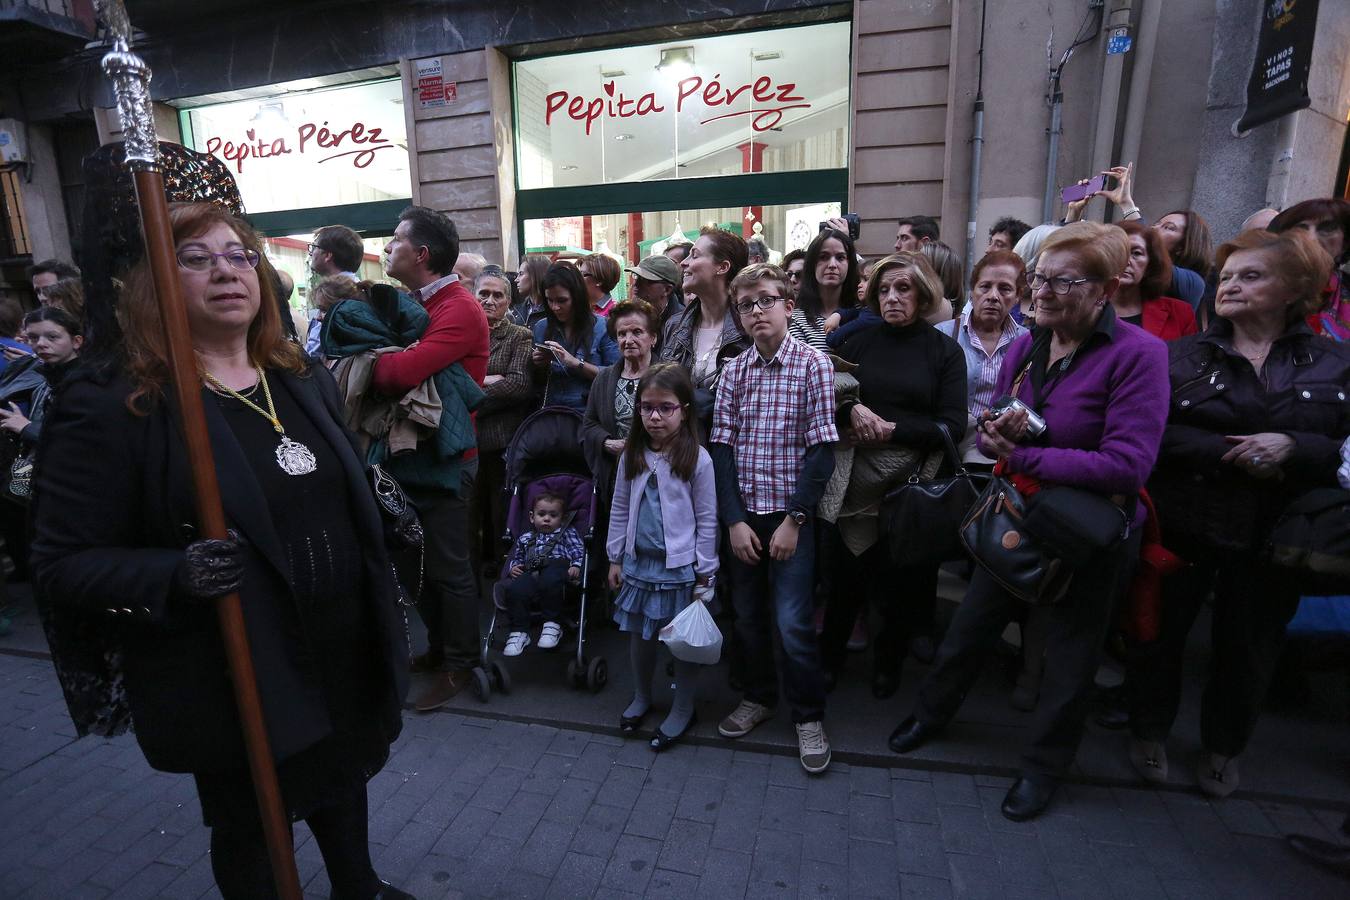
[987,396,1047,440]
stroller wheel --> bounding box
[586,657,608,693]
[471,666,491,703]
[489,660,512,695]
[566,658,584,689]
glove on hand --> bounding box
[176,531,246,601]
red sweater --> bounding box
[1141,296,1198,342]
[373,278,489,455]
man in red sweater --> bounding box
[376,206,489,711]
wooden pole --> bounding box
[97,3,302,895]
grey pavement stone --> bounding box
[568,741,620,783]
[430,804,500,859]
[895,821,950,879]
[753,827,802,862]
[643,747,696,794]
[489,788,552,841]
[622,786,680,841]
[468,765,528,813]
[542,778,600,828]
[798,857,849,898]
[696,847,753,899]
[848,837,900,898]
[515,820,575,878]
[760,783,808,834]
[938,804,994,856]
[946,852,1004,900]
[496,869,553,900]
[655,819,713,876]
[645,867,702,898]
[599,833,662,894]
[892,777,941,824]
[545,728,589,758]
[849,793,895,843]
[850,765,893,799]
[107,861,182,900]
[568,799,629,859]
[930,771,980,808]
[691,744,735,779]
[675,774,725,823]
[375,820,443,883]
[900,873,955,899]
[595,763,646,809]
[799,809,850,863]
[989,829,1054,892]
[805,768,849,812]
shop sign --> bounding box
[1237,0,1319,132]
[204,120,396,173]
[416,58,457,109]
[544,75,810,136]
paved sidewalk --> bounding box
[2,652,1348,899]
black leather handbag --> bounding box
[369,464,424,551]
[880,423,991,567]
[959,476,1073,605]
[1265,488,1350,595]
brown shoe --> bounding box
[414,669,470,712]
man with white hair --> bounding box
[453,252,487,284]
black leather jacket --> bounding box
[1150,319,1350,549]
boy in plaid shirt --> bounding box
[710,263,838,774]
[500,492,583,657]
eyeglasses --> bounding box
[733,296,786,316]
[639,402,684,419]
[786,271,802,281]
[177,249,261,272]
[1026,273,1098,295]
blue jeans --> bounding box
[728,513,826,723]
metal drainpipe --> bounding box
[1041,70,1065,225]
[965,93,985,281]
[1088,1,1134,221]
[1117,0,1160,213]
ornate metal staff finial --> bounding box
[97,0,159,168]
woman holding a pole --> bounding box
[31,201,414,900]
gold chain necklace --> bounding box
[203,367,318,476]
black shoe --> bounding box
[374,880,418,899]
[1286,833,1350,876]
[650,714,697,752]
[872,668,901,700]
[888,716,940,754]
[1001,775,1058,822]
[619,710,648,736]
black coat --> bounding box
[31,361,408,774]
[1150,319,1350,549]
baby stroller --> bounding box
[476,406,608,700]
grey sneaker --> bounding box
[796,721,831,774]
[1197,753,1239,798]
[718,700,774,738]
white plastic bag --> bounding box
[659,598,723,665]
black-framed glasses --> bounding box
[786,270,802,281]
[177,249,261,272]
[1026,273,1098,295]
[639,402,684,419]
[734,296,787,316]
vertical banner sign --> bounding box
[1237,0,1320,132]
[416,57,446,110]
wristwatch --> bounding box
[788,509,809,527]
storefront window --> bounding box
[514,21,850,190]
[180,79,411,215]
[523,200,843,274]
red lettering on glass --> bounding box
[554,74,812,136]
[204,120,394,173]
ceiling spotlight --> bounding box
[561,165,579,171]
[614,134,634,142]
[656,46,695,78]
[752,50,782,62]
[600,67,627,78]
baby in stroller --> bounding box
[500,492,584,656]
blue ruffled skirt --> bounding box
[613,549,694,640]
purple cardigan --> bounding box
[606,446,720,576]
[982,311,1170,506]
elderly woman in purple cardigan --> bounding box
[887,222,1171,822]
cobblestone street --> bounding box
[2,650,1348,899]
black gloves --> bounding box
[175,531,246,601]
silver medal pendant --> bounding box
[275,435,318,476]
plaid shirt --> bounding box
[942,312,1027,420]
[506,527,585,572]
[710,335,838,514]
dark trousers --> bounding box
[728,513,827,723]
[1127,545,1299,757]
[469,450,509,574]
[819,534,937,676]
[0,500,28,580]
[916,531,1141,777]
[502,558,569,630]
[210,784,378,900]
[406,459,479,670]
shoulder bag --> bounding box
[956,341,1132,604]
[1264,487,1350,595]
[879,422,991,567]
[370,463,423,551]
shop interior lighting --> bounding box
[751,51,782,62]
[600,67,627,78]
[614,134,635,141]
[656,46,695,79]
[249,101,289,128]
[561,165,579,171]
